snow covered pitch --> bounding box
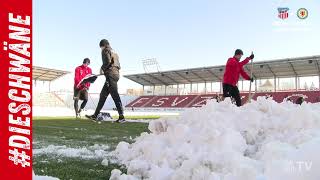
[33,117,149,179]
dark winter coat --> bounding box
[101,46,121,75]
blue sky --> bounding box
[34,0,320,93]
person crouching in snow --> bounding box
[223,49,254,106]
[74,58,92,118]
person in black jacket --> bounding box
[86,39,125,123]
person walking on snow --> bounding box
[223,49,254,106]
[86,39,125,123]
[74,58,92,118]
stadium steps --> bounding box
[33,92,67,107]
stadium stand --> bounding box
[143,95,195,108]
[33,66,71,108]
[125,56,320,108]
[126,91,320,108]
[53,92,138,110]
[33,92,67,107]
[32,66,137,111]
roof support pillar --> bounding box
[220,82,222,94]
[241,80,244,92]
[274,77,277,92]
[255,79,257,92]
[197,83,199,93]
[153,86,155,95]
[177,84,179,95]
[295,76,298,92]
[204,81,207,94]
[164,86,167,95]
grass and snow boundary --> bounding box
[33,118,148,179]
[34,144,111,160]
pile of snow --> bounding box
[101,159,109,166]
[34,144,110,159]
[33,175,59,180]
[110,97,320,180]
[33,170,59,180]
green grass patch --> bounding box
[33,117,149,180]
[112,115,161,120]
[33,116,77,121]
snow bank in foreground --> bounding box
[34,144,110,159]
[110,97,320,180]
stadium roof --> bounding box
[124,55,320,86]
[33,66,70,81]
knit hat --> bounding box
[99,39,109,47]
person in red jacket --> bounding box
[223,49,254,106]
[74,58,92,118]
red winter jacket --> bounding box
[74,65,92,90]
[223,57,251,86]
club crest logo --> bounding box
[278,7,289,19]
[297,8,308,19]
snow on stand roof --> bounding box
[124,55,320,86]
[33,66,70,82]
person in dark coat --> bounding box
[86,39,125,123]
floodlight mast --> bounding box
[142,58,161,73]
[142,58,163,95]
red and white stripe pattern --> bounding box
[278,11,288,19]
[278,7,289,20]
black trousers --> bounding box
[94,73,123,116]
[74,86,88,113]
[223,83,242,107]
